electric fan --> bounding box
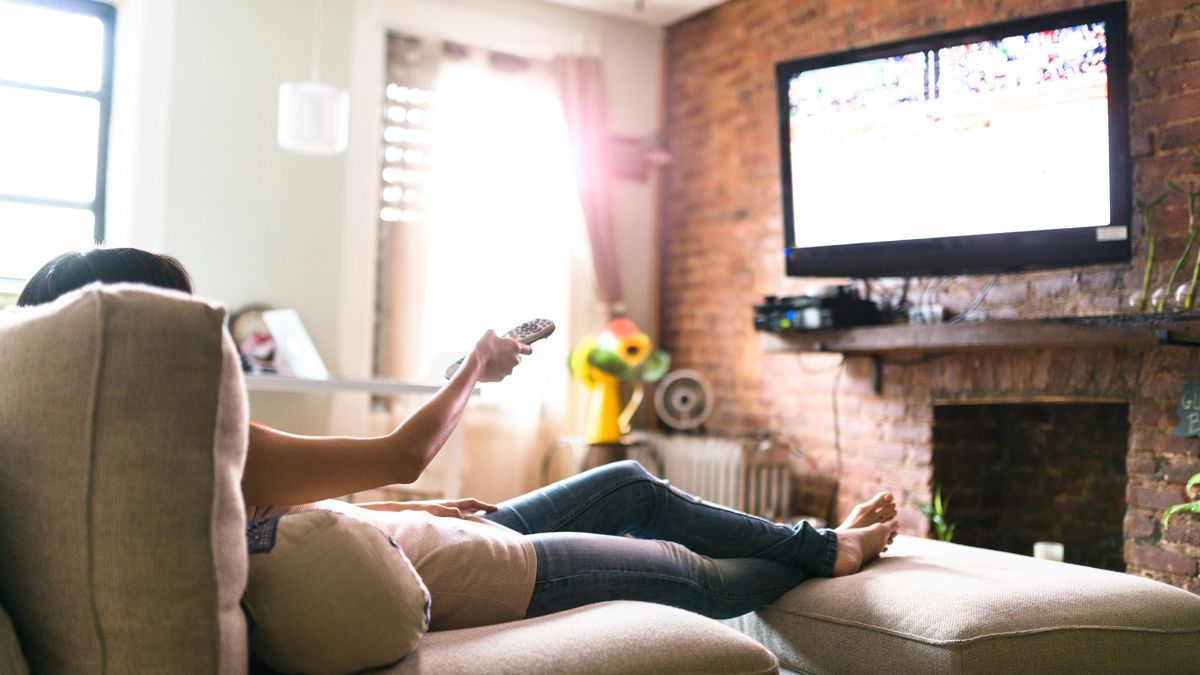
[654,369,714,431]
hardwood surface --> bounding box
[760,316,1200,355]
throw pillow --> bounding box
[243,510,430,675]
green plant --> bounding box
[916,485,957,543]
[1141,148,1200,313]
[1177,171,1200,310]
[1161,472,1200,530]
[1135,193,1167,312]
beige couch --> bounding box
[2,285,1198,674]
[0,286,777,674]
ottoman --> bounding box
[724,535,1200,674]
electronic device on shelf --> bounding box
[261,308,329,380]
[775,3,1130,278]
[754,287,884,331]
[443,318,556,379]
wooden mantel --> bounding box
[761,315,1200,356]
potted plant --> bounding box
[916,484,957,543]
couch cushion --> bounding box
[244,510,430,675]
[373,600,779,674]
[0,284,248,673]
[724,535,1200,674]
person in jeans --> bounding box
[18,247,899,630]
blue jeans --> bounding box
[480,460,837,620]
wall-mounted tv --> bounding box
[776,3,1130,278]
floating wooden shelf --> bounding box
[760,315,1200,355]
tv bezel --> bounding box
[775,2,1131,279]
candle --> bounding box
[1033,541,1064,562]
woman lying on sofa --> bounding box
[18,247,900,631]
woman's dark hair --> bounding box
[16,248,194,307]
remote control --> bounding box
[444,319,556,379]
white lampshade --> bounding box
[277,81,349,155]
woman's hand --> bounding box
[358,498,499,519]
[464,329,532,383]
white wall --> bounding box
[168,1,355,433]
[111,0,354,434]
[110,0,663,446]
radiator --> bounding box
[632,434,793,520]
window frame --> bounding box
[0,0,116,285]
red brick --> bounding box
[1131,403,1165,427]
[883,424,931,444]
[1159,119,1200,151]
[1128,483,1189,509]
[1184,8,1200,37]
[1133,91,1200,130]
[1131,543,1199,576]
[1130,67,1159,105]
[1133,0,1200,22]
[1134,153,1200,196]
[1163,434,1200,454]
[1128,452,1159,478]
[1165,463,1200,485]
[1163,512,1200,546]
[1126,512,1159,539]
[1131,14,1180,49]
[898,509,928,536]
[1130,428,1164,451]
[1157,64,1200,96]
[1138,37,1200,71]
[863,443,907,463]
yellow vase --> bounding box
[584,378,623,444]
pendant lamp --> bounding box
[277,0,348,155]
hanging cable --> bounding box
[949,274,999,324]
[828,357,846,524]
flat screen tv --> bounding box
[776,3,1130,278]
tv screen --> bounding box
[776,3,1130,278]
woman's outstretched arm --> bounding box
[241,330,531,506]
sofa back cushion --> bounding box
[0,284,249,673]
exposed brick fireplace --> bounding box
[739,333,1200,590]
[778,343,1200,591]
[932,402,1129,571]
[661,0,1200,593]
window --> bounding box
[373,35,586,391]
[0,0,115,291]
[370,34,592,500]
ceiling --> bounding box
[536,0,726,27]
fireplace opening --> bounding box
[931,403,1128,571]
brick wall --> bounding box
[662,0,1200,590]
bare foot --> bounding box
[831,517,900,577]
[837,491,896,531]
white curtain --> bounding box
[389,46,592,501]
